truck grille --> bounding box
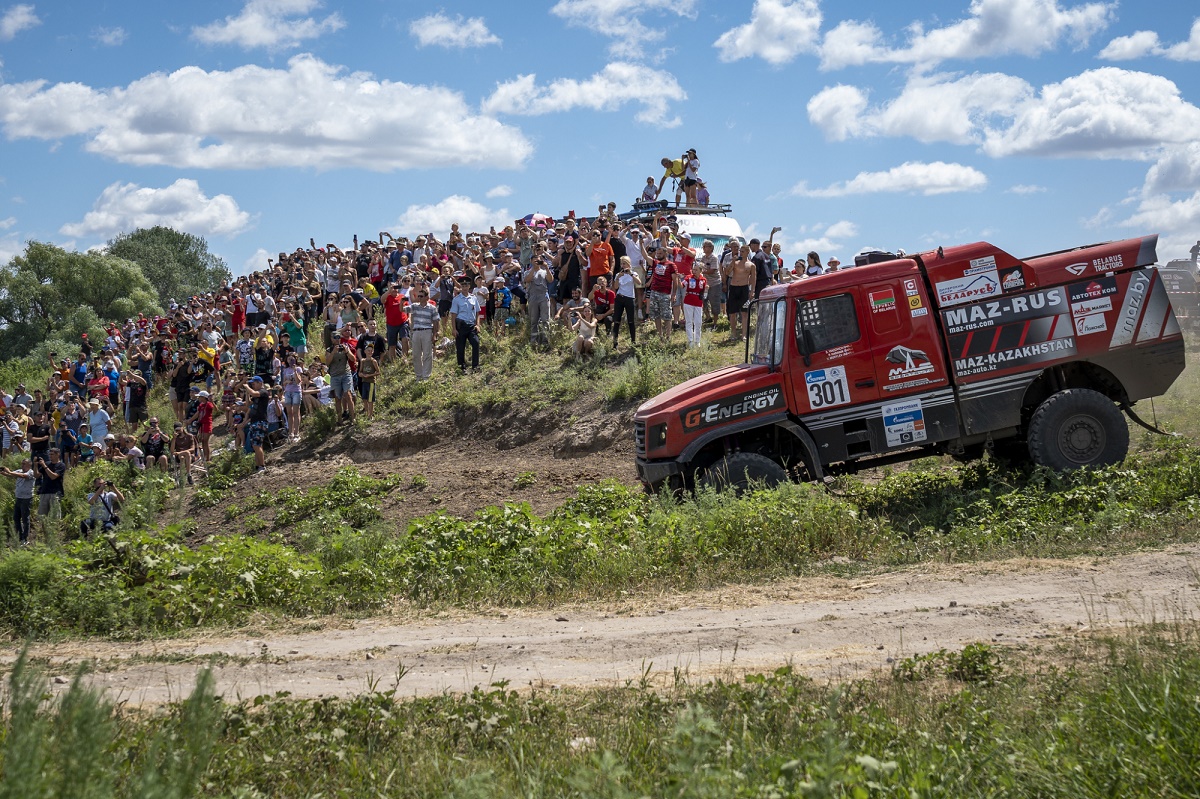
[634,420,646,457]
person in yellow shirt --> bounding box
[656,156,686,206]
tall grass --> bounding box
[3,630,1200,797]
[2,438,1200,639]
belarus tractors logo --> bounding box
[886,345,935,380]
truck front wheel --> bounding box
[1027,388,1128,470]
[700,452,788,493]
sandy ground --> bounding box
[9,544,1197,706]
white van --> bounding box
[620,201,745,255]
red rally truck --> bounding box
[634,235,1186,492]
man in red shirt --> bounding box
[584,229,615,296]
[669,232,696,329]
[382,283,411,363]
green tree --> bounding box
[106,226,231,307]
[0,241,162,361]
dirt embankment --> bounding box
[190,397,641,532]
[13,545,1199,706]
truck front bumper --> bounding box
[635,457,682,491]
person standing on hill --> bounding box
[0,458,34,544]
[408,287,440,381]
[450,277,482,373]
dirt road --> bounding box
[11,545,1198,705]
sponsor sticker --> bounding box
[804,366,851,409]
[1065,262,1088,276]
[1092,254,1123,272]
[1075,314,1107,335]
[904,278,919,297]
[908,295,924,310]
[967,255,997,275]
[1000,267,1026,293]
[681,386,784,431]
[1110,271,1152,348]
[869,288,896,313]
[885,345,936,381]
[953,337,1077,377]
[940,287,1066,335]
[882,399,927,447]
[935,271,1001,307]
[1070,297,1112,317]
[1068,276,1118,303]
[911,307,929,318]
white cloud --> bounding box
[410,13,500,48]
[242,247,273,274]
[486,184,513,198]
[818,0,1113,71]
[744,220,857,267]
[1099,19,1200,62]
[807,68,1200,161]
[808,72,1030,145]
[0,215,14,229]
[714,0,822,65]
[792,161,988,197]
[92,26,127,46]
[392,195,510,239]
[983,68,1200,158]
[550,0,696,59]
[1097,29,1160,60]
[1007,184,1047,194]
[483,62,686,127]
[0,55,533,170]
[0,3,38,41]
[60,179,252,239]
[1143,144,1200,196]
[192,0,345,50]
[0,233,20,264]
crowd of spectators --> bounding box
[0,195,859,545]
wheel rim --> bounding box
[1058,413,1105,465]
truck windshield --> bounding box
[752,300,787,366]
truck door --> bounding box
[866,274,950,398]
[865,272,958,450]
[792,289,880,461]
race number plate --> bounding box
[804,365,851,409]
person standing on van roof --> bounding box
[682,149,700,207]
[657,155,687,206]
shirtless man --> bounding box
[723,244,756,341]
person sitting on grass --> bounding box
[571,305,599,361]
[138,417,170,471]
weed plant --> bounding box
[3,630,1200,797]
[3,438,1200,639]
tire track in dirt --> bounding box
[12,545,1199,705]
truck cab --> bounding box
[635,236,1186,493]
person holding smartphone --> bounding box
[81,476,124,538]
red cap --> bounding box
[81,333,88,338]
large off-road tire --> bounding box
[1027,388,1128,470]
[700,452,788,493]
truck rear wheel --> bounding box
[700,452,788,493]
[1027,388,1128,470]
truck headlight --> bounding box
[649,423,668,450]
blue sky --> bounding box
[0,0,1198,276]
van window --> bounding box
[796,294,860,353]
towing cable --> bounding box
[1121,400,1179,437]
